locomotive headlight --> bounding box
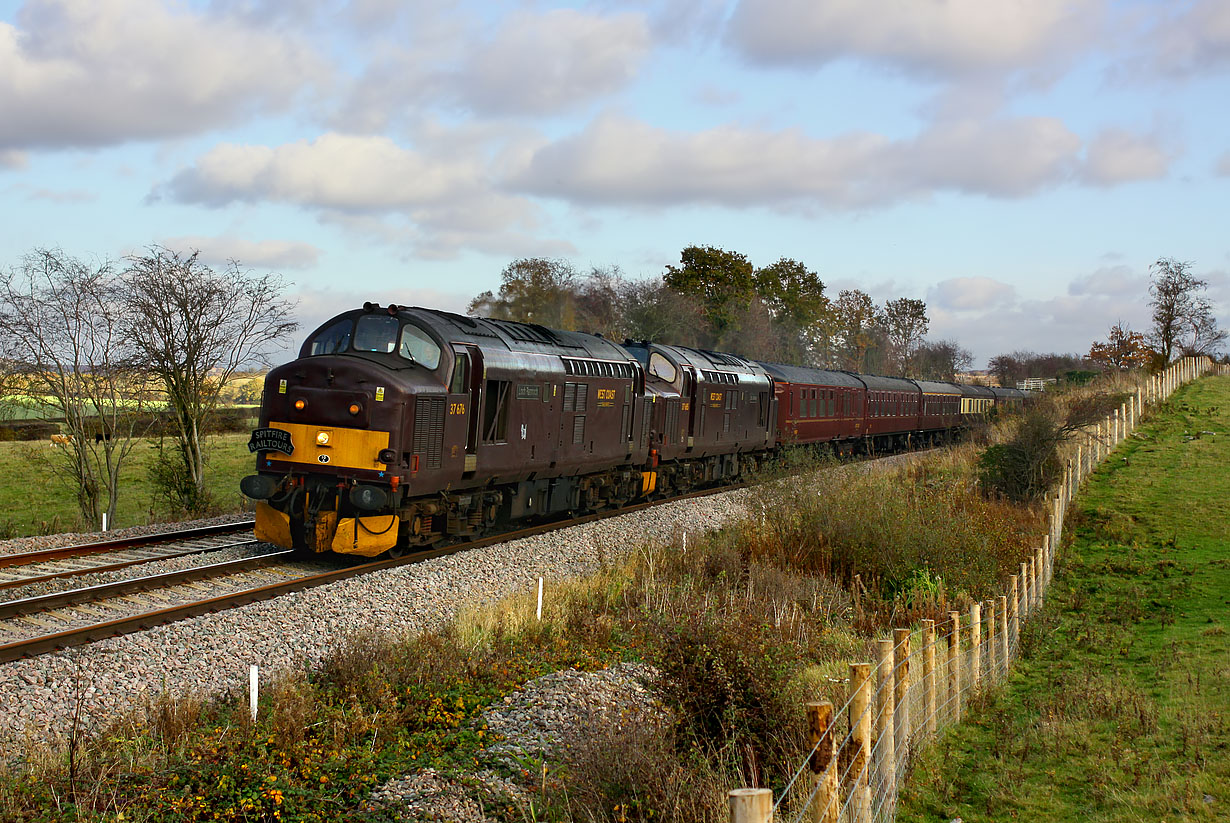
[377,448,397,464]
[350,484,389,511]
[293,399,307,410]
[316,430,331,446]
[348,403,361,416]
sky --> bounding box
[1,0,1227,368]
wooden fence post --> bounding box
[876,639,896,808]
[985,601,997,682]
[807,701,837,823]
[849,663,873,823]
[1019,561,1030,618]
[947,611,961,724]
[893,628,911,765]
[998,595,1009,679]
[970,602,982,691]
[729,788,772,823]
[1009,575,1020,657]
[922,620,936,736]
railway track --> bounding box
[0,521,257,592]
[0,485,745,664]
[0,448,938,664]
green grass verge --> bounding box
[0,434,256,537]
[899,376,1230,822]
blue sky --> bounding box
[1,0,1227,367]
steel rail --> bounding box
[0,550,296,621]
[0,520,255,570]
[0,539,262,592]
[0,486,735,663]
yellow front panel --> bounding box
[264,421,390,471]
[254,501,292,549]
[332,515,400,557]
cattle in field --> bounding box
[50,433,74,446]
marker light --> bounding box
[348,403,361,415]
[293,399,307,410]
[316,431,331,445]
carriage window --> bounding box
[648,352,677,382]
[308,319,352,355]
[398,324,441,368]
[354,315,399,353]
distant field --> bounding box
[0,433,256,537]
[899,376,1230,822]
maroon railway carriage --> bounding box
[622,342,775,494]
[914,379,963,441]
[243,305,654,556]
[758,362,865,451]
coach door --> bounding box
[452,344,482,474]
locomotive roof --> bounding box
[407,307,633,362]
[755,362,865,389]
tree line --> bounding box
[0,248,297,529]
[469,246,975,380]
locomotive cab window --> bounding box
[482,380,511,443]
[648,352,677,383]
[309,319,352,355]
[398,324,441,368]
[354,315,399,353]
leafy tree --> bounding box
[1148,257,1227,361]
[752,257,829,364]
[468,258,580,329]
[619,278,709,347]
[0,249,152,527]
[663,246,756,335]
[831,289,882,372]
[911,340,973,381]
[1088,322,1153,371]
[122,247,297,514]
[883,298,929,375]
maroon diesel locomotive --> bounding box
[240,303,1013,557]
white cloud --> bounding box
[159,235,322,270]
[0,149,27,169]
[724,0,1103,77]
[160,132,564,259]
[0,0,326,151]
[928,277,1017,312]
[1080,129,1170,185]
[164,134,494,212]
[508,113,1083,208]
[1068,265,1148,298]
[1217,151,1230,176]
[1142,0,1230,78]
[455,9,650,116]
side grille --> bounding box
[414,396,446,469]
[573,415,586,445]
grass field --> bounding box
[899,376,1230,822]
[0,433,255,537]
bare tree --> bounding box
[1149,258,1226,362]
[121,247,297,513]
[0,249,151,528]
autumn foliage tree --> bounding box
[1088,322,1153,371]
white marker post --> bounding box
[101,513,108,532]
[249,665,259,722]
[536,577,544,621]
[682,531,687,554]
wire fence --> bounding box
[728,356,1222,823]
